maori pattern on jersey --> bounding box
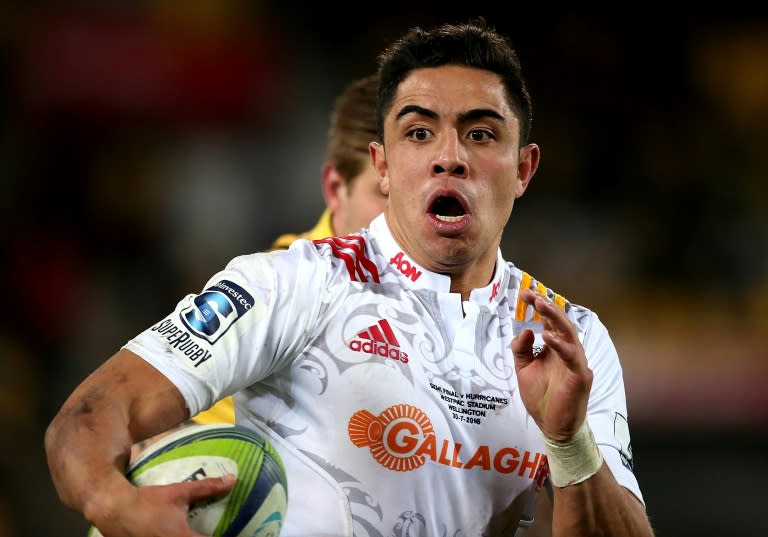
[416,285,517,408]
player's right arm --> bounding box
[44,348,235,537]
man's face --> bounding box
[372,65,536,277]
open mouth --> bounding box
[429,195,468,222]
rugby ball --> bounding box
[87,423,288,537]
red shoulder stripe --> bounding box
[332,235,380,283]
[313,236,380,283]
[314,238,361,282]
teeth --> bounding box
[436,215,463,222]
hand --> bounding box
[511,289,592,441]
[89,475,235,537]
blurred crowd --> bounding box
[0,3,766,536]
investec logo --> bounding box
[348,404,547,478]
[180,279,254,344]
[349,319,409,363]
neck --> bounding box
[448,257,497,302]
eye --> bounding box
[468,129,494,142]
[407,128,431,141]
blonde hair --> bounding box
[325,73,380,190]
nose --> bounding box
[431,130,468,178]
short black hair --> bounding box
[376,18,533,145]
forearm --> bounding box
[44,350,188,521]
[44,380,135,518]
[551,464,653,537]
[543,420,653,537]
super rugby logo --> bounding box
[348,404,547,477]
[151,319,213,367]
[180,280,254,344]
[349,319,409,363]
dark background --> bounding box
[1,3,766,536]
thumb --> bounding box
[511,328,535,371]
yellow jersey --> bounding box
[192,209,335,425]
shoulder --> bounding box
[248,229,383,288]
[505,264,617,363]
[504,263,594,327]
[308,231,382,284]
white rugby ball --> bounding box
[87,423,288,537]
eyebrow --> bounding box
[459,108,505,123]
[395,104,437,121]
[395,104,506,124]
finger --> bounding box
[518,288,537,305]
[183,474,236,504]
[522,289,577,341]
[511,328,535,369]
[541,330,580,366]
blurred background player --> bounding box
[131,72,387,455]
[270,72,386,250]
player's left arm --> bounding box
[547,464,651,536]
[512,288,654,536]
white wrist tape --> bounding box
[543,420,603,487]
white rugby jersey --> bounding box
[125,213,643,537]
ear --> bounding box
[321,162,346,213]
[369,141,390,195]
[515,143,540,198]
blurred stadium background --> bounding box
[0,2,766,536]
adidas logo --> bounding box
[349,319,409,363]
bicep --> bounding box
[69,348,189,443]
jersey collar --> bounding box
[369,214,509,307]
